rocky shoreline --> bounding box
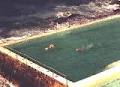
[1,10,120,38]
[0,0,120,38]
[1,13,120,46]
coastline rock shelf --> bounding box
[0,0,120,38]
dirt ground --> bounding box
[0,75,18,87]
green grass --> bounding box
[101,79,120,87]
[7,17,120,82]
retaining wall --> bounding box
[0,49,67,87]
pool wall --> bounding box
[0,47,70,87]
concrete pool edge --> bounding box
[74,65,120,87]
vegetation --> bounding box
[101,79,120,87]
